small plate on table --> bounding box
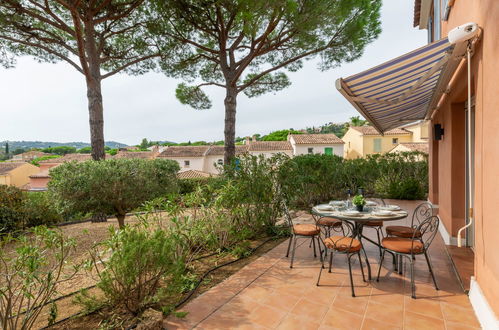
[372,210,394,217]
[317,205,334,211]
[329,200,345,206]
[342,210,362,217]
[379,205,401,211]
[365,201,377,206]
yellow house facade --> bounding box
[402,120,430,143]
[0,162,40,188]
[342,126,413,159]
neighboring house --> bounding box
[112,150,158,159]
[158,146,211,173]
[203,145,249,174]
[342,126,413,159]
[389,142,429,154]
[288,134,344,157]
[0,162,40,188]
[11,150,50,162]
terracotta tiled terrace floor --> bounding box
[165,200,481,330]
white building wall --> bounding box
[203,155,224,174]
[162,157,205,172]
[293,144,344,157]
[248,150,293,158]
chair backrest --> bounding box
[281,200,294,228]
[411,202,434,227]
[413,215,439,251]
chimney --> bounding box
[245,136,250,145]
[252,135,256,142]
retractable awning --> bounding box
[336,37,468,133]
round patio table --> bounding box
[311,204,408,280]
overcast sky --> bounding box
[0,1,427,146]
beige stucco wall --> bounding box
[2,163,40,188]
[0,175,10,185]
[161,157,205,173]
[203,155,224,174]
[248,150,293,158]
[362,134,413,156]
[405,121,429,142]
[342,128,364,159]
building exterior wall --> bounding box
[405,121,429,142]
[30,177,51,190]
[203,155,224,174]
[2,164,40,188]
[161,157,205,173]
[361,134,413,156]
[293,144,344,157]
[248,150,293,158]
[342,129,364,159]
[428,0,499,317]
[0,175,10,185]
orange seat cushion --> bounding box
[364,220,383,227]
[324,236,362,252]
[293,224,320,236]
[386,225,421,238]
[381,237,423,254]
[318,217,342,227]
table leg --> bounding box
[355,223,372,281]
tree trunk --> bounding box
[116,214,126,229]
[224,86,238,164]
[84,22,105,160]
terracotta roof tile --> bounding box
[397,142,429,153]
[351,126,412,136]
[0,162,26,175]
[205,145,248,156]
[289,134,344,144]
[177,170,216,179]
[29,169,51,178]
[247,141,293,151]
[112,151,157,159]
[158,146,210,158]
[38,154,92,164]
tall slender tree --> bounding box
[152,0,382,163]
[0,1,162,160]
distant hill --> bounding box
[0,140,128,150]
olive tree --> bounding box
[48,158,180,228]
[0,1,163,160]
[152,0,382,163]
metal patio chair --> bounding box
[317,221,366,297]
[376,215,440,299]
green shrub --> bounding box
[178,177,225,195]
[23,192,63,227]
[49,158,180,228]
[374,176,426,200]
[0,185,25,234]
[30,155,61,166]
[86,225,187,315]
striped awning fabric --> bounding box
[336,37,467,133]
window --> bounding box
[307,147,314,154]
[392,138,399,144]
[324,147,333,155]
[373,138,382,153]
[184,160,190,167]
[217,159,223,165]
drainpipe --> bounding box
[457,41,473,248]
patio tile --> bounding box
[276,314,321,330]
[290,297,329,322]
[261,291,301,312]
[404,311,446,330]
[238,283,274,303]
[247,304,287,329]
[445,320,481,330]
[404,295,443,319]
[440,302,482,328]
[321,307,364,330]
[361,317,403,330]
[364,300,403,326]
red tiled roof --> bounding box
[38,154,92,164]
[29,170,51,178]
[158,146,210,157]
[112,151,157,159]
[0,162,26,175]
[289,134,344,144]
[247,141,293,151]
[397,142,429,153]
[177,170,215,179]
[351,126,412,136]
[205,145,248,156]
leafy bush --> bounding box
[0,226,79,329]
[49,158,180,228]
[374,176,426,200]
[0,185,25,234]
[30,155,61,166]
[23,192,63,227]
[86,225,188,315]
[178,177,225,195]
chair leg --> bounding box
[312,236,317,258]
[328,250,334,273]
[398,255,403,274]
[424,250,439,290]
[309,238,313,248]
[317,254,325,286]
[317,236,324,263]
[410,257,416,299]
[376,250,386,282]
[361,247,372,280]
[376,228,382,258]
[391,251,398,271]
[285,235,292,258]
[358,252,366,282]
[290,236,298,268]
[348,255,356,297]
